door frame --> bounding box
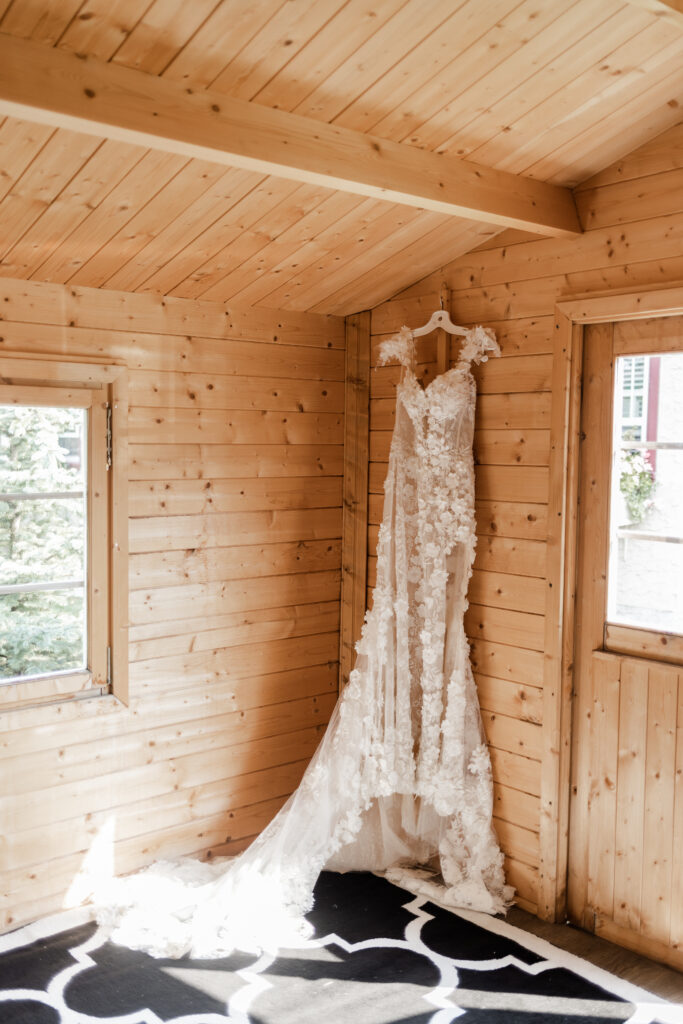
[539,285,683,923]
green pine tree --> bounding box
[0,405,87,679]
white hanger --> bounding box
[410,308,468,338]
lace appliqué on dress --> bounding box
[457,325,499,365]
[377,325,415,369]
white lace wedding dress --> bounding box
[101,324,513,958]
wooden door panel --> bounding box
[584,650,683,968]
[641,664,678,942]
[612,657,648,933]
[586,652,619,924]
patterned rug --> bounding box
[0,871,679,1023]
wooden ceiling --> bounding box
[0,0,681,315]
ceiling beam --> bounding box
[622,0,683,28]
[0,34,581,238]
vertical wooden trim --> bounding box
[89,395,109,689]
[340,311,370,691]
[568,322,615,927]
[110,372,129,706]
[538,312,583,921]
[559,322,584,911]
[437,284,451,374]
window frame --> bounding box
[0,354,128,709]
[602,336,683,665]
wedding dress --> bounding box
[101,322,513,958]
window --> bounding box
[619,355,648,441]
[0,356,128,709]
[1,400,90,681]
[606,350,683,656]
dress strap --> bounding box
[456,326,500,366]
[377,324,499,369]
[377,325,415,369]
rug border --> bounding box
[0,876,679,1020]
[423,894,679,1013]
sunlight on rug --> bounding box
[0,871,680,1023]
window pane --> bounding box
[0,405,88,681]
[608,530,683,634]
[0,405,85,493]
[654,353,683,442]
[0,588,86,680]
[0,496,85,586]
[607,353,683,635]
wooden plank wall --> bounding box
[367,120,683,918]
[0,278,345,931]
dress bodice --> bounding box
[379,323,499,419]
[376,323,500,552]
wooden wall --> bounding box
[367,120,683,917]
[0,279,345,931]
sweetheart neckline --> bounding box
[400,362,471,398]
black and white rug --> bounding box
[0,872,679,1023]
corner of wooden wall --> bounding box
[339,311,371,691]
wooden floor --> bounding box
[507,907,683,1003]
